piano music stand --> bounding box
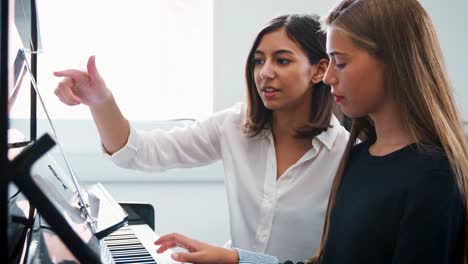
[10,133,103,263]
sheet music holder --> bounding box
[11,133,129,263]
[32,149,128,238]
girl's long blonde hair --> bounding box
[310,0,468,262]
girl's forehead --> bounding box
[326,28,363,58]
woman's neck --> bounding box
[272,106,310,140]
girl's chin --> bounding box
[341,108,367,119]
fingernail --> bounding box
[171,253,179,260]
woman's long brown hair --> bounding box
[243,14,336,138]
[310,0,468,263]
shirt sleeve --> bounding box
[235,248,280,264]
[104,104,243,172]
[391,162,464,263]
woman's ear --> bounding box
[311,58,329,84]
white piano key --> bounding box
[103,224,183,264]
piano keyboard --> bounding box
[104,226,157,264]
[101,224,181,264]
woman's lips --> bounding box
[261,87,279,99]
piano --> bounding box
[8,181,180,264]
[2,0,181,263]
[9,191,178,263]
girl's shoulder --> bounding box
[350,140,369,155]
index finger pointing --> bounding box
[53,69,86,80]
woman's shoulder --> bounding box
[208,102,247,130]
[212,102,245,117]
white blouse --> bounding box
[108,103,349,262]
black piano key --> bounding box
[112,252,152,258]
[104,227,157,264]
[114,256,155,264]
[114,255,153,262]
[111,250,151,256]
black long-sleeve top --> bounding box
[322,142,465,264]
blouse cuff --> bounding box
[102,126,139,165]
[234,248,279,264]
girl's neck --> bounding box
[369,106,415,156]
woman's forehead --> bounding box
[256,28,302,54]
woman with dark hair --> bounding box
[154,0,467,263]
[53,14,348,262]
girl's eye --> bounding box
[277,58,290,65]
[253,58,264,65]
[336,63,346,69]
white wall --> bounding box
[421,0,468,118]
[213,0,468,119]
[36,0,468,246]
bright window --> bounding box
[35,0,213,120]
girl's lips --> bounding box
[334,95,344,103]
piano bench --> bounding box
[118,202,155,231]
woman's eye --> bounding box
[253,58,264,65]
[277,58,290,65]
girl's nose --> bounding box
[323,65,337,85]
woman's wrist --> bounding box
[221,248,239,264]
[88,88,113,108]
[234,248,279,264]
